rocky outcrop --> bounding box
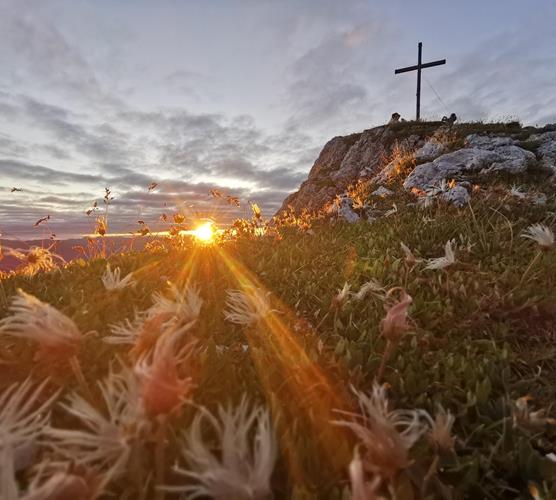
[280,125,421,212]
[404,134,536,192]
[530,131,556,175]
[279,121,556,217]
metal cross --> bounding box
[395,42,446,121]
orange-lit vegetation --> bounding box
[1,182,556,499]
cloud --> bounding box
[1,0,556,239]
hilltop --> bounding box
[280,120,556,218]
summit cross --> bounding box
[394,42,446,121]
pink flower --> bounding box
[379,288,413,343]
[135,335,196,418]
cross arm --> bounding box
[394,58,446,74]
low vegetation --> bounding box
[1,179,556,499]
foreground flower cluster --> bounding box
[0,277,464,499]
[0,208,555,498]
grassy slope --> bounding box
[1,188,556,499]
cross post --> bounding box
[395,42,446,121]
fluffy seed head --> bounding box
[171,397,277,500]
[135,334,196,417]
[0,290,81,364]
[380,288,413,344]
[101,264,136,291]
[426,405,455,452]
[5,246,62,276]
[44,368,149,487]
[224,288,274,326]
[521,223,554,250]
[334,383,430,479]
[0,377,58,472]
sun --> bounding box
[190,221,215,243]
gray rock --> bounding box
[415,139,447,162]
[465,134,536,174]
[529,131,556,175]
[328,194,360,223]
[440,185,470,207]
[371,186,394,197]
[404,148,499,191]
[404,140,536,192]
[466,134,515,149]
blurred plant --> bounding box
[377,288,413,381]
[169,398,277,500]
[0,290,82,366]
[224,288,274,327]
[45,367,149,492]
[0,378,58,472]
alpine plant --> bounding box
[0,378,58,472]
[134,333,197,418]
[44,368,149,489]
[224,288,274,327]
[105,283,202,359]
[520,223,554,250]
[101,264,136,291]
[170,398,277,499]
[0,290,82,365]
[424,239,456,270]
[334,383,430,479]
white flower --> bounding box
[0,378,58,471]
[150,283,203,324]
[224,288,274,326]
[101,264,136,291]
[105,283,201,357]
[509,184,527,199]
[170,398,277,500]
[334,383,430,478]
[424,240,456,270]
[44,368,149,486]
[353,280,385,301]
[0,290,81,363]
[521,223,554,249]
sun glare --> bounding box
[191,221,215,243]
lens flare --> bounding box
[190,222,215,243]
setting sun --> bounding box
[190,221,215,243]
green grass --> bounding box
[1,189,556,499]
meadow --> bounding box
[1,183,556,499]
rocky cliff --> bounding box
[280,121,556,215]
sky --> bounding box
[1,0,555,239]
